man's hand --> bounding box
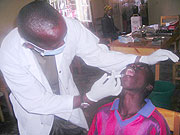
[140,49,179,65]
[86,72,122,102]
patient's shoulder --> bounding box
[97,102,113,114]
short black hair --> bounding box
[17,1,62,45]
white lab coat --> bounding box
[0,17,137,135]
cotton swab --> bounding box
[106,74,122,79]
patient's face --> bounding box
[121,63,149,91]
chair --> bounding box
[172,62,180,85]
[160,15,180,52]
[156,107,180,135]
[0,76,14,118]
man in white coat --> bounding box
[0,1,179,135]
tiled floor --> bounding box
[0,54,180,135]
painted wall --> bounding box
[91,0,105,19]
[148,0,180,25]
[0,0,33,44]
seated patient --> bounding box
[88,63,170,135]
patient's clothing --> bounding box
[88,99,170,135]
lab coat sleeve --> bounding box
[74,20,137,72]
[0,49,73,115]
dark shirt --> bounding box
[101,14,119,40]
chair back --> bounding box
[156,107,180,135]
[160,15,180,26]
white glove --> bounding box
[140,49,179,65]
[86,72,122,102]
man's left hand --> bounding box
[139,49,179,65]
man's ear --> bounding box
[146,84,153,91]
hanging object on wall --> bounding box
[131,14,142,33]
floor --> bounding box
[0,52,180,135]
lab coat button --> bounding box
[59,71,61,73]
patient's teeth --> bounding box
[126,69,135,76]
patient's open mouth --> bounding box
[125,68,135,76]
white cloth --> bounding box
[0,17,137,135]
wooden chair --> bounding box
[160,15,180,52]
[160,15,180,26]
[0,76,14,118]
[156,107,180,135]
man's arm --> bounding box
[73,19,137,73]
[73,19,179,74]
[73,94,94,109]
[73,72,122,109]
[139,49,179,64]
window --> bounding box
[76,0,92,22]
[48,0,92,22]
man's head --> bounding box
[17,1,67,50]
[121,63,154,98]
[104,5,113,16]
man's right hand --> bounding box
[86,72,122,102]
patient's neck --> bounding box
[118,89,145,120]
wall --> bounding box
[0,0,33,44]
[148,0,180,25]
[91,0,106,19]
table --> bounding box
[109,40,161,80]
